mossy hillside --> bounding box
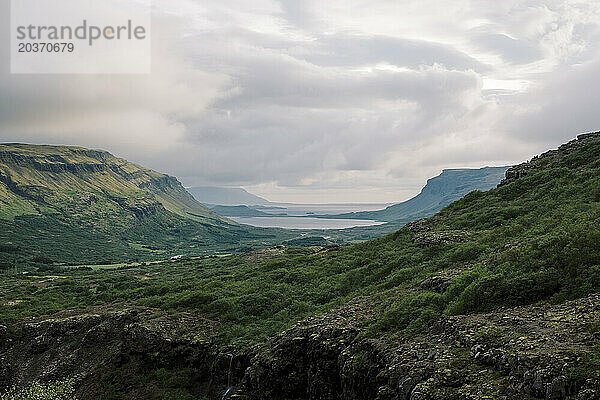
[1,134,600,398]
[0,143,220,222]
[2,134,600,350]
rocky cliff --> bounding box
[1,293,598,399]
[240,294,600,400]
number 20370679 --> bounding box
[18,42,74,52]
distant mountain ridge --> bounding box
[187,186,270,205]
[208,205,282,217]
[325,166,509,222]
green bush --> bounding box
[1,380,75,400]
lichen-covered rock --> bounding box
[240,294,600,400]
[411,231,471,247]
[0,308,237,400]
[576,379,600,400]
[419,276,451,293]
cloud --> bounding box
[0,0,227,156]
[1,0,600,202]
[501,54,600,150]
[304,34,489,71]
[470,32,543,64]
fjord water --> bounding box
[260,203,391,216]
[231,203,389,229]
[230,216,386,229]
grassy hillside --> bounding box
[1,133,600,399]
[0,144,295,267]
[2,133,599,339]
[0,144,222,221]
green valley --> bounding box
[1,132,599,399]
[0,144,296,269]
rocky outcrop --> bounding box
[102,191,164,220]
[0,148,118,176]
[442,294,600,399]
[419,276,451,293]
[0,308,243,400]
[404,219,473,248]
[240,299,382,400]
[237,294,600,400]
[499,131,600,186]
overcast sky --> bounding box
[1,0,600,203]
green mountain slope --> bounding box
[0,144,223,222]
[187,186,270,205]
[0,144,294,267]
[1,133,600,399]
[326,166,508,222]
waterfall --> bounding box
[221,353,234,400]
[221,387,232,400]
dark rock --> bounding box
[420,277,451,293]
[577,379,600,400]
[0,356,10,387]
[503,241,521,250]
[546,376,567,399]
[28,334,54,354]
[405,220,431,233]
[411,231,471,247]
[397,376,415,399]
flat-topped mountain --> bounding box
[187,186,270,206]
[325,166,509,222]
